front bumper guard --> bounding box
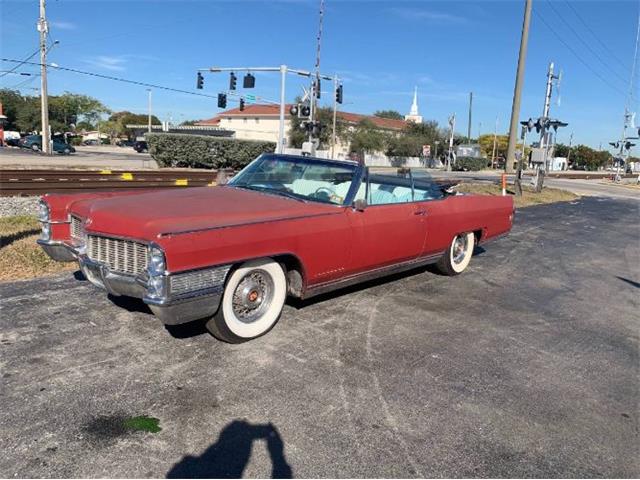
[39,240,223,325]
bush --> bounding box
[147,133,276,169]
[453,156,488,171]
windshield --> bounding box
[228,155,359,205]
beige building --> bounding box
[197,104,408,159]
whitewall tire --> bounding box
[206,258,287,343]
[436,232,475,276]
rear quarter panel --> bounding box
[422,193,514,255]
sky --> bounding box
[1,0,639,149]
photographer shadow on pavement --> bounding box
[166,420,293,479]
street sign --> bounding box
[422,144,431,157]
[245,94,256,103]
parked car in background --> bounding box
[20,135,76,154]
[5,137,22,147]
[117,139,135,147]
[133,140,148,153]
[37,154,514,343]
[82,139,99,146]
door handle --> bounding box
[414,209,427,216]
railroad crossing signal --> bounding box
[196,72,204,89]
[229,72,237,90]
[217,93,227,109]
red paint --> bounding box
[42,185,513,292]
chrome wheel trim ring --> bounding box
[231,269,274,324]
[452,235,469,265]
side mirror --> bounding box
[353,199,367,211]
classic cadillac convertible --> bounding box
[37,154,514,342]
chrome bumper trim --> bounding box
[147,288,224,325]
[37,239,77,262]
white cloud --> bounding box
[85,55,128,72]
[388,7,468,24]
[50,20,77,30]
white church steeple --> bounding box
[405,86,423,123]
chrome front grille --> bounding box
[70,215,84,241]
[87,235,148,275]
[170,265,230,297]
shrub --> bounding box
[147,133,276,169]
[453,156,488,171]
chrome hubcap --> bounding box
[232,270,274,323]
[452,235,468,264]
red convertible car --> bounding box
[37,154,514,342]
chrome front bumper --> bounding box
[38,240,224,325]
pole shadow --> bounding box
[166,420,293,479]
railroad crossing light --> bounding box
[289,104,299,116]
[196,72,204,89]
[336,84,343,104]
[217,93,227,109]
[229,72,237,90]
[301,104,311,117]
[243,73,255,88]
[239,98,245,111]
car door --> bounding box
[346,170,427,274]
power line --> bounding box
[0,49,39,78]
[562,0,631,73]
[1,58,221,100]
[545,0,629,87]
[533,8,627,98]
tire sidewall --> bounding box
[219,259,286,339]
[449,232,474,274]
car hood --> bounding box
[69,185,339,239]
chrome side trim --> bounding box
[158,211,343,237]
[303,252,444,299]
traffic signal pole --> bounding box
[200,66,337,156]
[331,74,338,158]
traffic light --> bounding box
[196,72,204,89]
[217,93,227,109]
[243,73,255,88]
[315,78,321,99]
[229,72,237,90]
[239,98,245,111]
[335,84,343,104]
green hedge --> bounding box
[147,133,276,169]
[453,156,488,171]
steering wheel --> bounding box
[315,187,336,197]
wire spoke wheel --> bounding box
[231,270,274,323]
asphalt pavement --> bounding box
[0,197,638,478]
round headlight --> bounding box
[37,200,50,222]
[147,246,166,276]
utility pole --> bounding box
[447,114,456,172]
[566,132,573,168]
[467,92,473,143]
[308,0,325,156]
[38,0,50,155]
[147,89,152,133]
[278,65,287,154]
[331,74,338,158]
[491,116,499,168]
[505,0,532,174]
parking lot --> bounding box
[0,196,638,478]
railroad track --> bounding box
[0,169,229,196]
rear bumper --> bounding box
[38,240,223,325]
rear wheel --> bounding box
[206,258,287,343]
[436,232,475,275]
